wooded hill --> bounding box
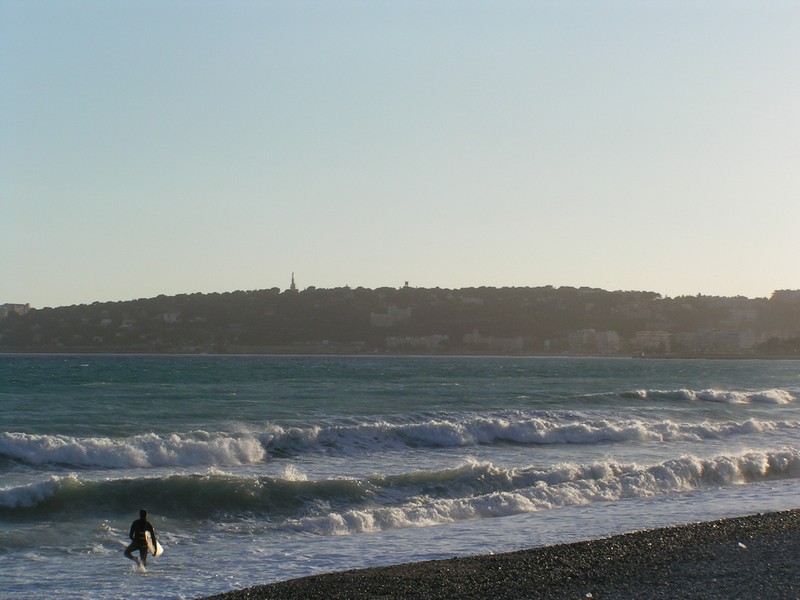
[1,286,799,356]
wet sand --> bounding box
[201,509,800,599]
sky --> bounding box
[2,1,799,309]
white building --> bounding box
[463,330,524,352]
[672,329,755,354]
[596,331,621,354]
[386,335,448,350]
[568,329,597,354]
[634,331,671,353]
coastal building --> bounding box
[596,331,621,354]
[714,329,756,353]
[633,331,671,353]
[566,329,621,354]
[386,334,448,350]
[568,329,597,354]
[463,330,524,352]
[672,329,756,354]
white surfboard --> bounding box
[144,531,164,558]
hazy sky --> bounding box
[2,1,799,308]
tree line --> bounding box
[1,286,798,355]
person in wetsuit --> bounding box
[124,509,157,568]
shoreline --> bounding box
[200,509,800,599]
[2,350,798,360]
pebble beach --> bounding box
[201,509,800,600]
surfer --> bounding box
[124,509,157,568]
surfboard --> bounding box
[144,531,164,557]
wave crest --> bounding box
[4,449,799,528]
[0,431,265,468]
[626,388,795,405]
[291,448,800,535]
[3,411,798,468]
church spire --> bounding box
[290,272,297,292]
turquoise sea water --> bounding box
[2,355,799,599]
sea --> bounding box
[2,354,799,599]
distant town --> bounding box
[2,282,800,357]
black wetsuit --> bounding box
[125,517,156,565]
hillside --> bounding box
[2,286,799,356]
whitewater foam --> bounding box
[0,431,265,468]
[7,448,797,527]
[288,448,800,535]
[3,411,798,468]
[628,388,796,405]
[259,412,800,457]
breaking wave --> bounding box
[3,449,800,532]
[2,409,798,468]
[622,388,796,405]
[0,431,265,468]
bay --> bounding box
[2,355,799,599]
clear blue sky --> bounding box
[2,1,799,308]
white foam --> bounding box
[261,414,799,454]
[0,431,265,468]
[631,388,796,405]
[288,448,800,535]
[2,405,796,469]
[280,464,308,482]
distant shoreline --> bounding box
[1,350,799,360]
[4,287,799,358]
[200,509,800,600]
[1,349,798,360]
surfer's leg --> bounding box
[140,547,147,568]
[124,543,141,567]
